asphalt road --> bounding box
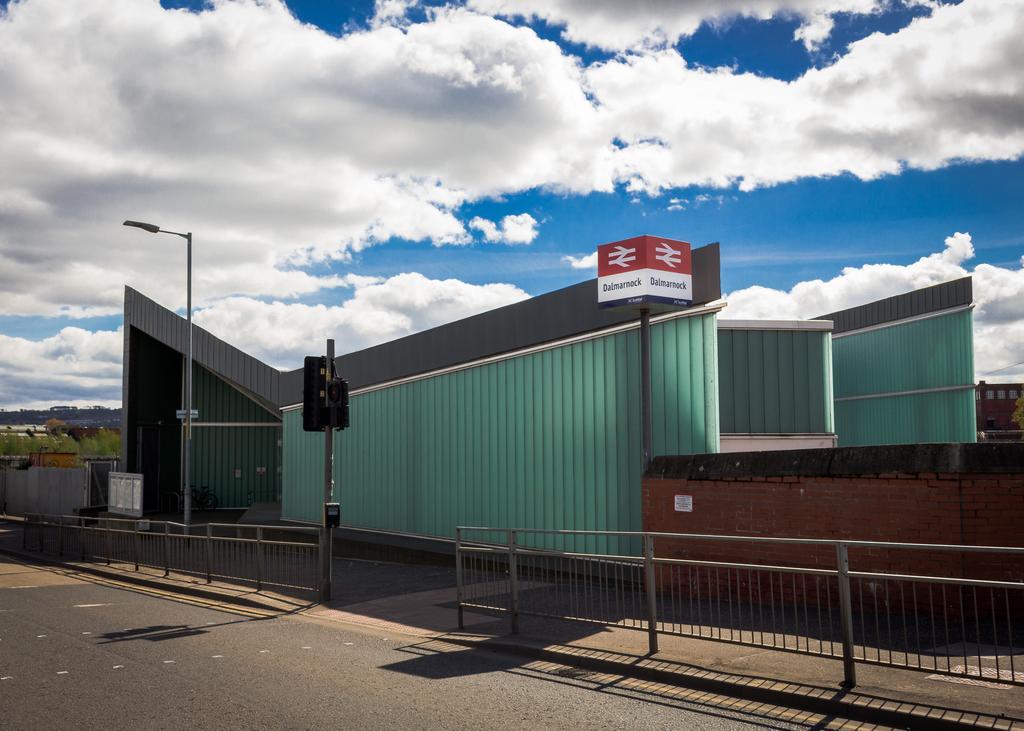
[0,553,834,730]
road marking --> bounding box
[163,660,175,664]
[9,586,37,589]
[81,631,92,635]
[36,634,46,638]
[344,642,353,646]
[301,646,311,650]
[211,655,223,659]
[74,603,112,608]
[56,671,68,675]
[1,676,12,680]
[258,650,268,654]
[113,665,124,670]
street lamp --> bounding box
[123,220,194,530]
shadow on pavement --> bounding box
[381,638,839,730]
[329,559,459,606]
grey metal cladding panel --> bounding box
[280,368,303,406]
[276,253,707,404]
[692,242,722,304]
[339,280,636,391]
[276,242,722,404]
[123,286,280,406]
[818,276,971,334]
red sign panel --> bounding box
[597,235,692,277]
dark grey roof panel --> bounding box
[123,287,281,411]
[128,243,722,409]
[278,243,722,404]
[817,277,972,335]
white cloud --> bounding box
[0,0,589,316]
[468,217,501,242]
[372,0,418,26]
[469,0,885,51]
[587,0,1024,193]
[722,232,1024,380]
[793,11,835,50]
[193,271,529,369]
[469,213,539,244]
[0,0,1021,330]
[0,328,123,408]
[561,252,597,269]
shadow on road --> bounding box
[97,616,269,644]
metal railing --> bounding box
[456,527,1024,688]
[22,513,322,595]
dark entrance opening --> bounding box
[136,424,163,512]
[125,328,182,513]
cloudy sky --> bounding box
[0,0,1022,408]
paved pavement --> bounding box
[2,551,833,730]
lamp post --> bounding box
[123,220,193,530]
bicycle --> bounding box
[190,485,219,511]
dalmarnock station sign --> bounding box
[597,235,693,309]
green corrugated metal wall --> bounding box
[834,389,976,446]
[281,409,324,524]
[190,365,282,508]
[282,313,719,543]
[832,309,976,445]
[718,329,834,434]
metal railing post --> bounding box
[644,534,659,654]
[80,517,86,561]
[21,514,27,550]
[508,529,519,634]
[205,523,213,584]
[836,542,857,688]
[134,522,140,571]
[318,526,332,602]
[38,515,44,552]
[455,527,465,630]
[255,527,263,591]
[163,522,170,577]
[105,519,112,565]
[57,515,64,557]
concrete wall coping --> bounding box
[646,442,1024,479]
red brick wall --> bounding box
[643,471,1024,582]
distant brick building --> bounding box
[976,380,1022,438]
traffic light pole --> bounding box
[320,338,334,602]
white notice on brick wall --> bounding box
[674,495,693,512]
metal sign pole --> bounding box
[640,308,653,470]
[320,338,334,602]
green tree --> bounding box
[78,429,121,457]
[1013,394,1024,431]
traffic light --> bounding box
[325,377,349,430]
[302,356,327,432]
